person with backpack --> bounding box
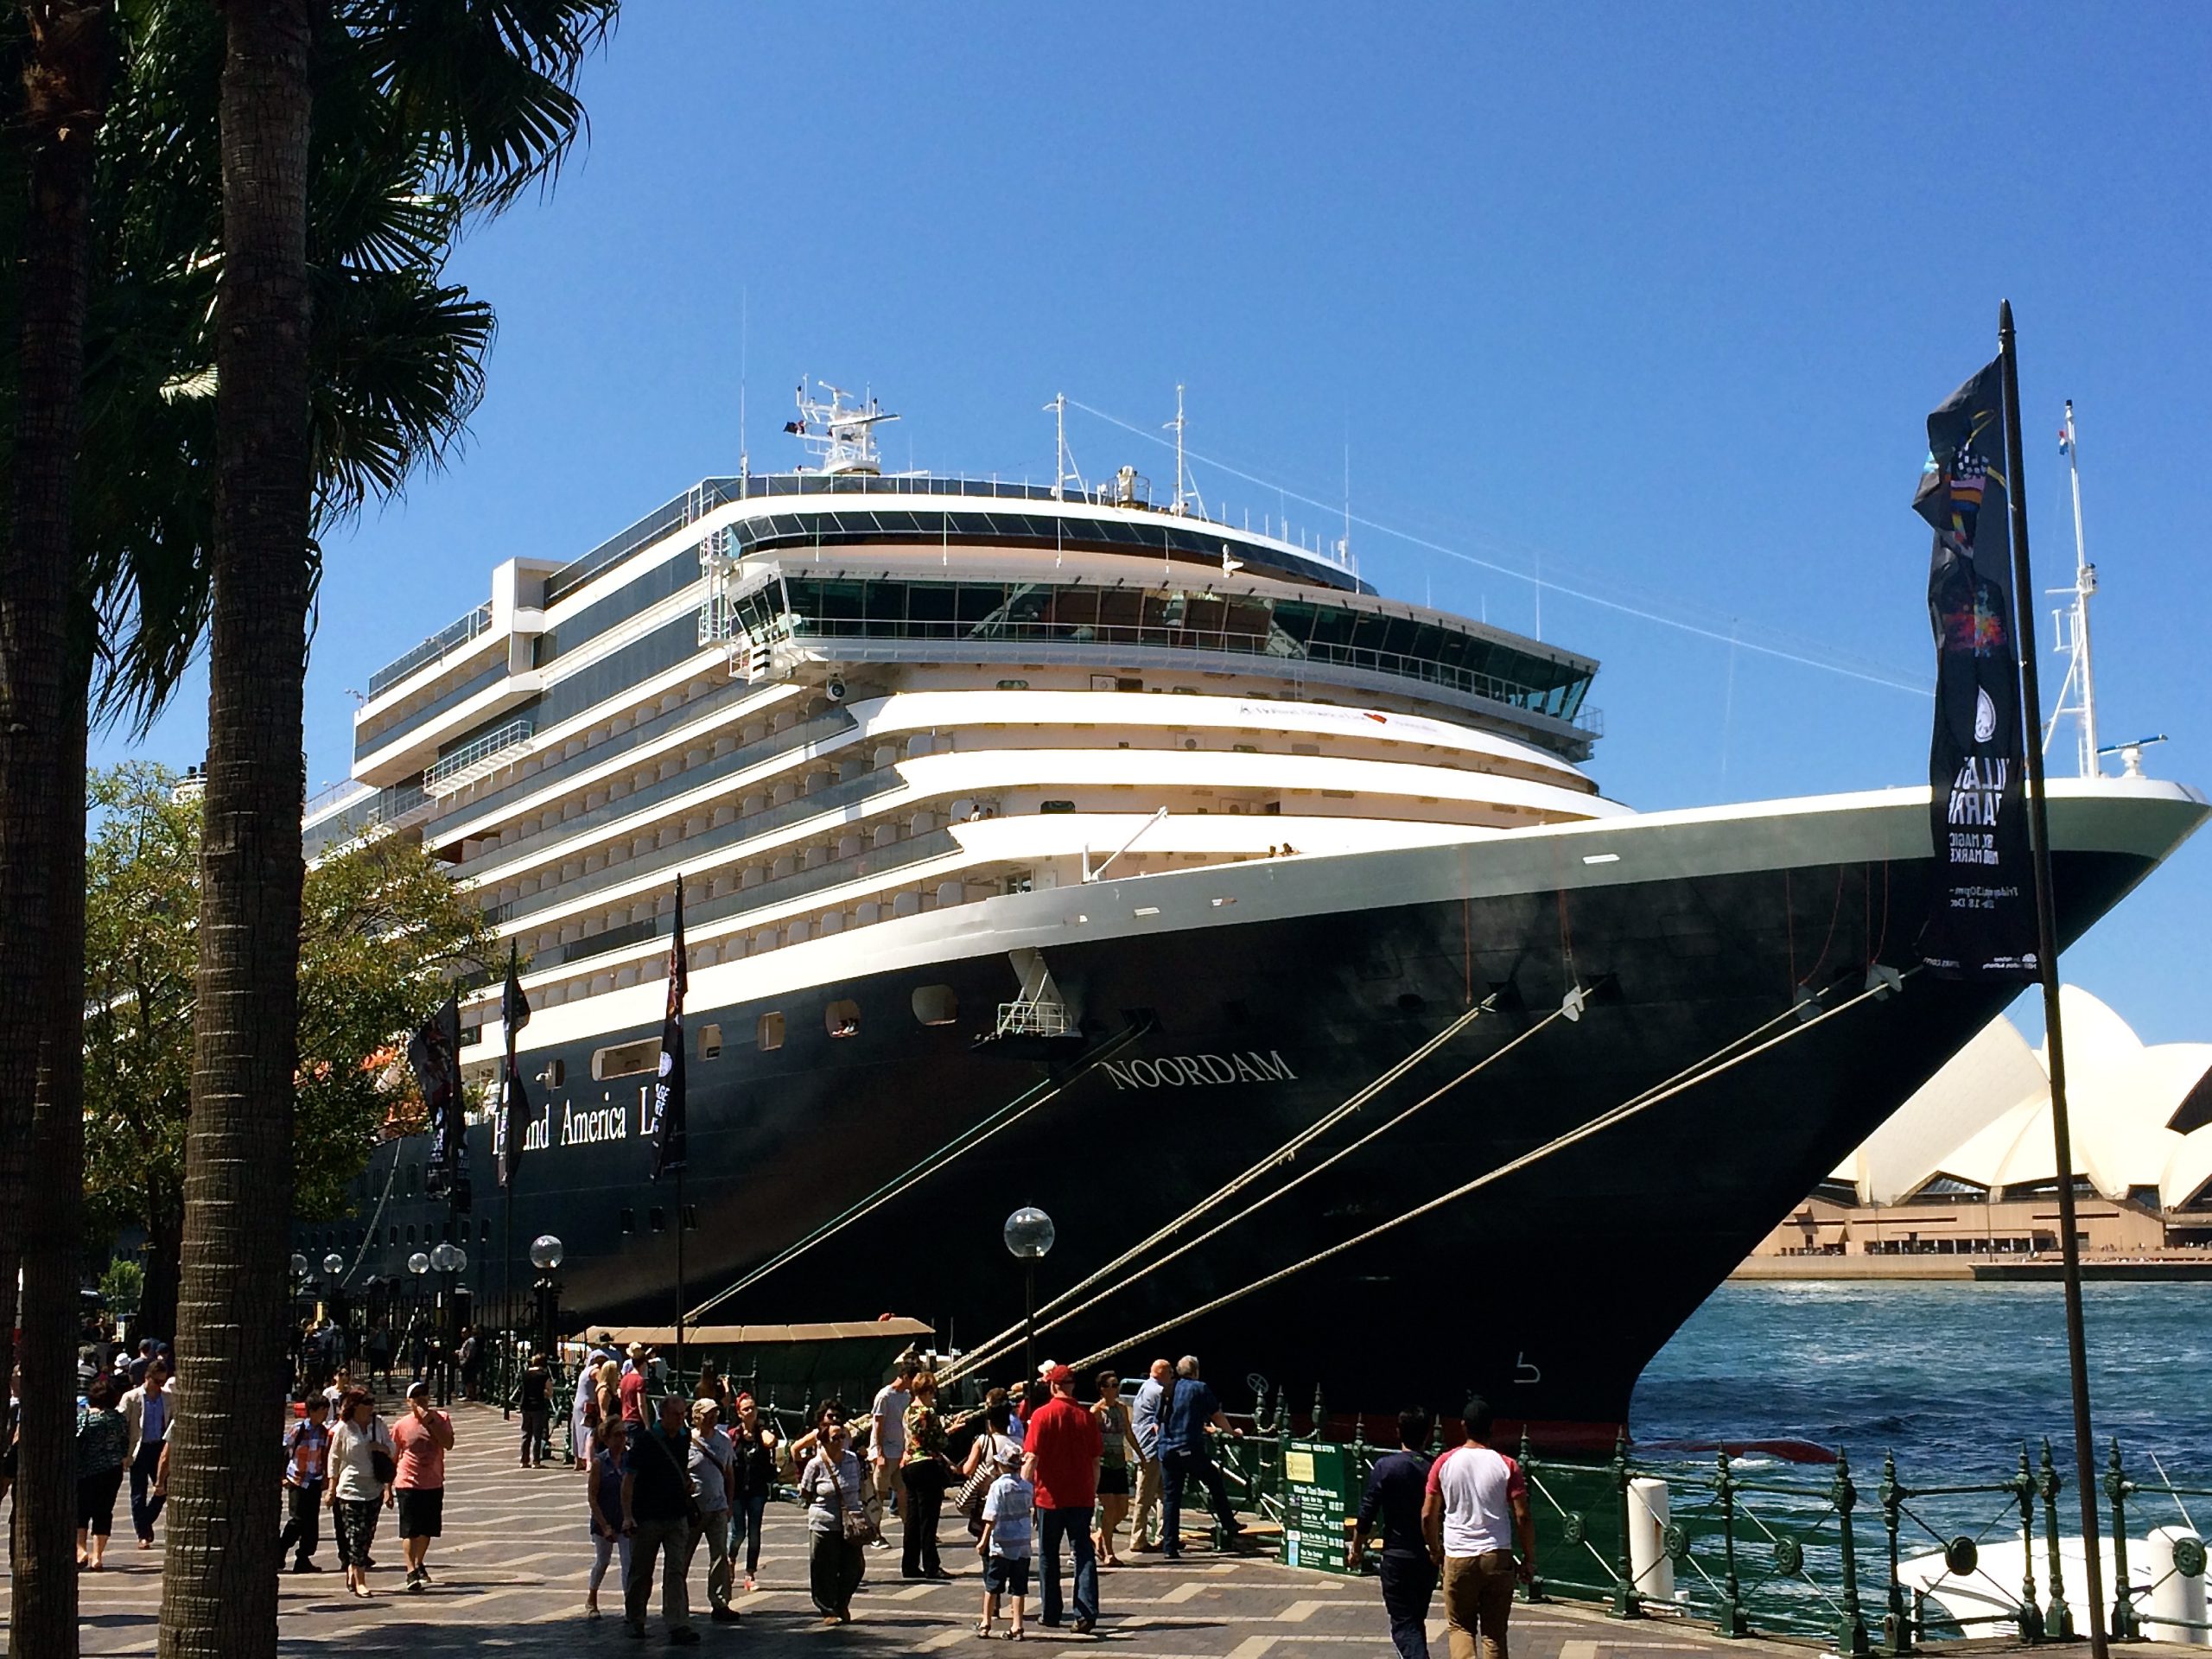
[620,1392,702,1643]
[278,1393,333,1573]
[327,1388,396,1599]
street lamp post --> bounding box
[528,1234,565,1352]
[429,1241,467,1406]
[321,1252,347,1351]
[1002,1207,1056,1388]
[407,1251,431,1389]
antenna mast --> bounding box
[2043,400,2101,778]
[1046,393,1084,500]
[1165,384,1202,518]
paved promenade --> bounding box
[4,1401,2193,1656]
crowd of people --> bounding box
[10,1318,1537,1657]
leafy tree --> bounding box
[82,761,493,1346]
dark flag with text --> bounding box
[410,990,470,1205]
[495,944,532,1189]
[1913,359,2037,980]
[650,874,689,1179]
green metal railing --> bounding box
[1192,1385,2210,1655]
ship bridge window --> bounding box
[1039,800,1077,814]
[757,1011,785,1052]
[591,1039,658,1081]
[912,985,958,1027]
[697,1023,723,1061]
[825,1000,861,1039]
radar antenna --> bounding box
[786,378,898,476]
[2043,400,2102,778]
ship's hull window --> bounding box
[826,1000,861,1039]
[757,1011,785,1052]
[592,1039,658,1081]
[697,1022,723,1061]
[912,986,958,1027]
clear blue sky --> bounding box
[99,2,2212,1043]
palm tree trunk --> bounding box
[13,683,86,1655]
[157,3,313,1656]
[0,0,107,1414]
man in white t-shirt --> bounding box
[868,1354,918,1529]
[1421,1395,1533,1659]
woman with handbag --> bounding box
[957,1395,1024,1540]
[898,1370,957,1580]
[327,1388,396,1599]
[797,1407,869,1623]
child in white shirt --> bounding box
[976,1453,1033,1639]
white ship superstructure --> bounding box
[308,387,1612,1068]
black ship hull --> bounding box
[321,786,2204,1444]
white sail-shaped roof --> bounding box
[1840,984,2212,1208]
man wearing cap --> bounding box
[1022,1363,1104,1634]
[620,1343,652,1425]
[391,1380,456,1592]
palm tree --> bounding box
[154,7,614,1654]
[1,4,109,1648]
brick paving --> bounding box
[3,1401,2187,1656]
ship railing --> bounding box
[367,600,495,697]
[2105,1440,2212,1642]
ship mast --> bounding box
[2043,400,2101,778]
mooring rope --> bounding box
[1062,969,1916,1374]
[936,995,1495,1387]
[684,1019,1152,1325]
[941,997,1574,1389]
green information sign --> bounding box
[1280,1437,1361,1574]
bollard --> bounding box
[2039,1438,2074,1639]
[2107,1440,2139,1641]
[1716,1449,1747,1637]
[1630,1476,1675,1605]
[2013,1445,2045,1643]
[1611,1429,1644,1620]
[1834,1448,1871,1657]
[1881,1451,1915,1656]
[2145,1526,2208,1645]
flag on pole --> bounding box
[494,944,532,1190]
[650,875,689,1180]
[410,990,468,1204]
[1913,359,2038,981]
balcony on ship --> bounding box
[352,556,559,786]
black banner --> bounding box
[1914,359,2038,981]
[410,990,471,1208]
[495,944,531,1190]
[651,874,689,1180]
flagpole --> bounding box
[500,1087,515,1421]
[1998,298,2107,1659]
[674,1164,687,1386]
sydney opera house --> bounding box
[1753,987,2212,1259]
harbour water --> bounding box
[1635,1279,2212,1485]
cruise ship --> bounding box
[302,385,2207,1440]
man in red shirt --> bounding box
[620,1343,652,1425]
[1022,1363,1104,1634]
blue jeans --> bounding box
[129,1441,166,1541]
[729,1489,770,1577]
[1038,1505,1097,1627]
[1377,1551,1439,1659]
